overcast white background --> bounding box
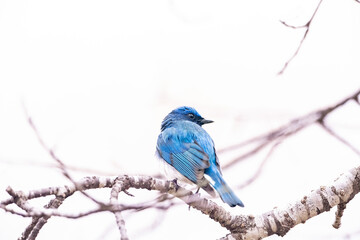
[1,0,360,239]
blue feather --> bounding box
[156,106,244,207]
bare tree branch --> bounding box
[319,121,360,157]
[22,102,105,206]
[2,165,360,240]
[221,165,360,239]
[236,140,282,189]
[220,88,360,169]
[22,196,65,240]
[110,178,129,240]
[278,0,324,75]
[2,176,114,207]
[9,91,360,239]
[332,203,347,229]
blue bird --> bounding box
[156,106,244,207]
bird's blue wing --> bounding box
[157,131,210,183]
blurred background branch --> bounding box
[278,0,324,75]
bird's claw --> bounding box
[172,178,179,192]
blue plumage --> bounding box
[156,106,244,207]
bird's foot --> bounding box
[171,178,179,192]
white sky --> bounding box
[0,0,360,239]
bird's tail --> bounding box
[213,175,244,207]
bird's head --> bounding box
[161,106,213,131]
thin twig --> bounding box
[0,203,30,217]
[222,141,272,169]
[236,140,282,189]
[319,122,360,157]
[278,0,324,75]
[222,112,318,169]
[220,88,360,169]
[279,21,307,29]
[22,102,104,206]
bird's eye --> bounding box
[188,113,195,119]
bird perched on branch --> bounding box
[156,106,244,207]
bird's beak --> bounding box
[200,118,214,125]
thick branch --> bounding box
[2,176,115,206]
[222,165,360,239]
[1,165,360,239]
